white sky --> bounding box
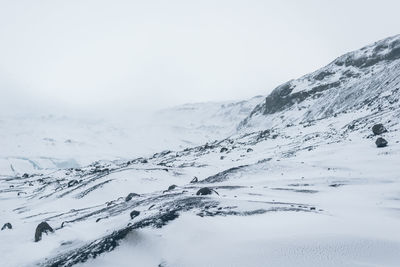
[1,0,400,115]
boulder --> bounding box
[34,222,54,242]
[372,124,387,135]
[167,185,177,191]
[130,210,140,219]
[1,222,12,230]
[220,147,228,153]
[190,177,198,183]
[67,180,79,187]
[196,187,219,196]
[125,192,140,202]
[375,137,388,148]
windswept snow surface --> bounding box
[1,35,400,267]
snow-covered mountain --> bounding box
[239,34,400,131]
[1,35,400,267]
[0,95,263,176]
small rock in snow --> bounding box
[375,137,388,148]
[372,124,387,135]
[34,222,54,242]
[220,147,228,153]
[196,187,218,196]
[125,192,140,202]
[130,210,140,219]
[1,222,12,230]
[67,180,79,187]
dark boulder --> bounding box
[375,137,388,148]
[190,177,198,183]
[372,124,387,135]
[220,147,228,153]
[22,173,29,178]
[167,185,177,191]
[67,180,79,187]
[125,193,140,202]
[246,148,253,153]
[1,222,12,230]
[196,187,219,196]
[130,210,140,219]
[34,222,54,242]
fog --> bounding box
[1,0,400,117]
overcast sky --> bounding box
[1,0,400,116]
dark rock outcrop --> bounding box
[372,124,387,135]
[190,177,198,183]
[261,81,341,115]
[375,137,388,147]
[34,222,54,242]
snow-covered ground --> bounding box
[0,35,400,267]
[0,95,262,175]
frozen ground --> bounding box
[0,35,399,267]
[0,95,262,175]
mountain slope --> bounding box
[239,34,400,131]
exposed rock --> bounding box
[246,148,253,152]
[375,137,388,147]
[220,147,228,153]
[167,185,177,191]
[22,173,29,178]
[34,222,54,242]
[67,180,79,187]
[372,123,387,135]
[196,187,219,196]
[190,177,198,183]
[125,193,140,202]
[1,222,12,230]
[314,70,334,81]
[130,210,140,219]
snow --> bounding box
[0,95,263,175]
[1,35,400,267]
